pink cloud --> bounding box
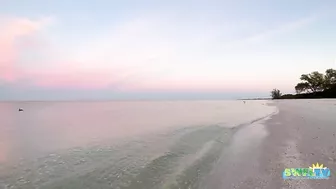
[125,76,294,93]
[0,15,292,93]
[0,16,256,92]
[0,16,51,82]
[0,41,16,81]
[0,16,149,90]
[27,70,119,89]
[0,16,119,89]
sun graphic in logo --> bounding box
[309,163,326,171]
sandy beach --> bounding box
[263,99,336,189]
[206,99,336,189]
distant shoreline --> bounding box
[239,98,272,100]
[280,87,336,99]
[271,68,336,100]
[0,99,258,102]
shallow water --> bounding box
[0,100,276,189]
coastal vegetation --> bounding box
[271,68,336,99]
[271,89,282,99]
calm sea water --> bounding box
[0,100,276,189]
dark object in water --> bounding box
[243,101,246,104]
[18,108,24,112]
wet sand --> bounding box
[208,99,336,189]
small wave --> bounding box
[119,126,233,189]
[1,125,235,189]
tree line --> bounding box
[271,68,336,99]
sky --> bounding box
[1,0,336,100]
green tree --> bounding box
[324,68,336,89]
[298,71,325,93]
[270,88,282,99]
[295,82,310,94]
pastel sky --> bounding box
[1,0,336,100]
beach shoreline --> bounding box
[202,99,336,188]
[256,100,336,188]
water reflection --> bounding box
[0,102,16,163]
[0,100,275,164]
